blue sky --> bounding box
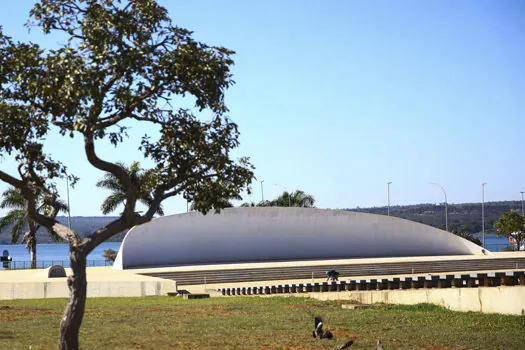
[0,0,524,217]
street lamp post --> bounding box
[274,183,291,207]
[482,183,486,248]
[521,191,524,216]
[260,180,265,203]
[429,182,448,232]
[387,182,392,216]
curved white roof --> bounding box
[113,207,485,269]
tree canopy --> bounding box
[494,211,524,251]
[240,190,315,208]
[0,0,254,347]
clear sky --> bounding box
[0,0,524,217]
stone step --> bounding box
[183,293,210,300]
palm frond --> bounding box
[10,214,27,244]
[0,209,26,243]
[96,176,123,192]
[0,187,25,210]
[100,193,126,215]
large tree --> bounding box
[494,211,524,251]
[0,187,68,269]
[0,1,254,348]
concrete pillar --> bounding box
[399,278,405,290]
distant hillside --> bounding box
[0,216,125,244]
[345,200,523,233]
[1,200,522,244]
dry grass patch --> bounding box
[0,297,523,349]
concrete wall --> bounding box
[0,279,177,300]
[114,208,485,269]
[306,287,525,315]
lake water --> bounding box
[0,242,121,269]
[0,234,512,270]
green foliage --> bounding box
[102,248,118,262]
[241,190,315,208]
[453,232,482,246]
[350,201,523,234]
[0,0,254,236]
[97,161,164,216]
[272,190,315,207]
[0,186,68,245]
[494,211,524,250]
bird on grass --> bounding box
[338,339,354,349]
[312,316,333,339]
[312,316,323,338]
[377,339,385,349]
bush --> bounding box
[103,249,118,262]
[454,232,482,246]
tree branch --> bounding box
[83,132,137,222]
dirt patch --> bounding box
[0,307,59,322]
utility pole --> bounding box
[521,191,524,216]
[260,180,264,202]
[387,182,392,216]
[482,183,486,248]
[429,182,448,232]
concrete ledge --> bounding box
[0,279,177,300]
[307,286,525,315]
[0,266,177,300]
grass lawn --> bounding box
[0,296,524,349]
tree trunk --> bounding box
[58,248,87,350]
[27,220,37,269]
[30,238,37,269]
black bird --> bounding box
[320,330,333,339]
[313,316,323,338]
[339,340,354,349]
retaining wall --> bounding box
[0,279,177,300]
[307,286,525,315]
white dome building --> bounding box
[113,207,485,270]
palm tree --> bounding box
[272,190,315,208]
[0,187,68,269]
[96,161,164,216]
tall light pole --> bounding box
[429,182,448,232]
[387,182,392,216]
[521,191,524,216]
[482,183,486,248]
[274,183,291,207]
[260,180,265,202]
